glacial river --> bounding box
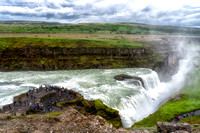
[0,58,191,128]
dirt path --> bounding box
[171,110,200,123]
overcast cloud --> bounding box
[0,0,200,26]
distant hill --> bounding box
[0,20,62,25]
[0,20,199,35]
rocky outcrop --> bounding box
[0,107,154,133]
[2,113,198,133]
[114,74,145,88]
[157,122,195,133]
[147,36,200,81]
[153,51,181,81]
[1,85,122,129]
[57,95,122,128]
[0,107,116,133]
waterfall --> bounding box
[118,69,162,127]
[117,50,194,127]
[138,71,160,90]
[0,55,194,128]
[0,68,162,128]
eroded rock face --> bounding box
[114,74,133,81]
[114,74,145,89]
[157,122,194,133]
[0,107,154,133]
[0,107,115,133]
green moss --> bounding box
[93,99,107,110]
[178,115,200,124]
[81,100,94,110]
[57,93,84,107]
[41,60,45,65]
[92,99,122,128]
[45,111,62,118]
[56,93,122,128]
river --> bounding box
[0,57,192,128]
[1,39,198,127]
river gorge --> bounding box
[0,58,194,128]
[0,35,199,128]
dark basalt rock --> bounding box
[157,122,194,133]
[114,74,145,89]
[114,74,133,81]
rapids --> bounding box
[0,57,192,128]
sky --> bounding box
[0,0,200,27]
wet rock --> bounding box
[157,122,194,133]
[114,74,133,81]
[114,74,145,88]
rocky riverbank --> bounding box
[0,85,122,128]
[0,36,176,81]
[0,35,199,82]
[0,106,154,133]
[1,85,199,132]
[1,110,199,133]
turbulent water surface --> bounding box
[0,38,198,128]
[0,58,191,128]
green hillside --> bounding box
[0,21,199,35]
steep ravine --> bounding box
[0,45,180,81]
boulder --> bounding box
[114,74,133,81]
[114,74,145,88]
[157,122,194,133]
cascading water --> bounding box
[0,68,161,127]
[0,66,186,127]
[0,42,198,128]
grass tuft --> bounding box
[45,111,62,118]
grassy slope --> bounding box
[0,23,200,35]
[132,60,200,128]
[178,115,200,125]
[0,37,143,50]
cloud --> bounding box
[0,0,199,27]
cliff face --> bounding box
[0,36,190,81]
[0,46,163,71]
